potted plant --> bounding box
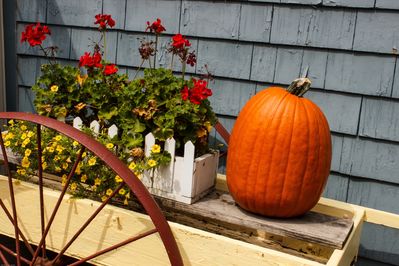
[3,15,218,204]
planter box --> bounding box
[142,133,219,204]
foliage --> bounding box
[5,15,217,203]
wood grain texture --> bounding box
[103,0,126,30]
[376,0,399,9]
[273,48,303,84]
[359,97,399,142]
[18,86,35,113]
[325,52,395,96]
[353,11,399,54]
[239,3,273,42]
[181,1,240,39]
[322,173,349,202]
[270,6,356,50]
[16,0,46,22]
[250,45,277,83]
[125,0,181,34]
[323,0,375,7]
[306,90,361,135]
[116,32,148,67]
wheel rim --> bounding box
[0,112,183,266]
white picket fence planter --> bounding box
[73,117,219,204]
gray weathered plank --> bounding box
[18,87,35,113]
[281,0,322,4]
[70,28,118,63]
[356,257,393,266]
[125,0,181,34]
[306,90,362,135]
[392,60,399,98]
[17,57,43,87]
[322,173,349,202]
[323,0,375,7]
[359,97,399,142]
[376,0,399,9]
[197,40,253,79]
[239,3,273,42]
[347,178,399,215]
[209,79,256,117]
[17,23,71,59]
[16,0,46,22]
[250,45,277,83]
[47,0,102,27]
[359,223,399,265]
[325,52,395,96]
[103,0,126,30]
[274,48,303,84]
[155,35,197,74]
[270,6,356,50]
[116,32,148,68]
[301,49,328,88]
[181,1,240,39]
[340,136,399,184]
[353,11,399,54]
[331,134,343,173]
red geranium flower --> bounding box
[146,18,166,34]
[103,64,118,75]
[79,51,103,68]
[95,14,115,30]
[20,22,51,47]
[171,34,191,49]
[181,86,189,101]
[181,79,212,105]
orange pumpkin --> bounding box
[226,78,332,217]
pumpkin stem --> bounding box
[286,78,312,97]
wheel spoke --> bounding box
[30,147,86,266]
[68,228,158,266]
[0,199,34,256]
[36,124,46,259]
[53,182,126,263]
[0,243,31,265]
[0,249,10,266]
[0,130,21,266]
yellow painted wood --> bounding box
[0,176,325,266]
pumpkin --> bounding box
[226,78,332,218]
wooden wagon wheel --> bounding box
[0,112,183,266]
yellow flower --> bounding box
[124,198,128,205]
[24,149,32,157]
[21,138,30,148]
[88,157,96,166]
[42,162,47,170]
[101,196,108,202]
[5,132,14,140]
[125,192,130,199]
[56,145,64,154]
[134,172,142,180]
[54,135,62,141]
[128,162,136,170]
[106,143,114,149]
[204,121,212,132]
[77,74,88,86]
[8,120,14,125]
[66,157,72,163]
[4,141,10,147]
[47,147,55,153]
[17,169,26,175]
[21,157,30,168]
[80,174,87,183]
[70,183,77,191]
[196,128,207,138]
[82,152,87,158]
[119,188,126,195]
[55,166,61,172]
[62,162,69,170]
[20,125,27,131]
[115,175,123,183]
[61,174,68,186]
[73,141,79,147]
[27,131,34,138]
[147,159,157,168]
[21,133,27,140]
[54,155,60,161]
[94,178,101,186]
[106,189,113,196]
[50,85,59,92]
[151,144,161,154]
[75,102,86,111]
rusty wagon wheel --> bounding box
[0,112,183,266]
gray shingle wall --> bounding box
[14,0,399,264]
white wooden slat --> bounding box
[108,124,118,139]
[180,141,195,197]
[153,137,176,193]
[73,117,83,130]
[90,120,100,134]
[144,133,155,157]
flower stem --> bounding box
[133,60,145,79]
[170,54,174,70]
[182,60,186,80]
[154,35,158,69]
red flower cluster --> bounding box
[186,51,197,67]
[94,14,115,30]
[79,52,103,68]
[103,64,118,75]
[171,34,191,49]
[181,79,212,105]
[20,22,51,47]
[146,18,166,34]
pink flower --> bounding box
[95,14,116,30]
[146,18,166,34]
[103,64,118,75]
[21,22,51,47]
[79,52,103,68]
